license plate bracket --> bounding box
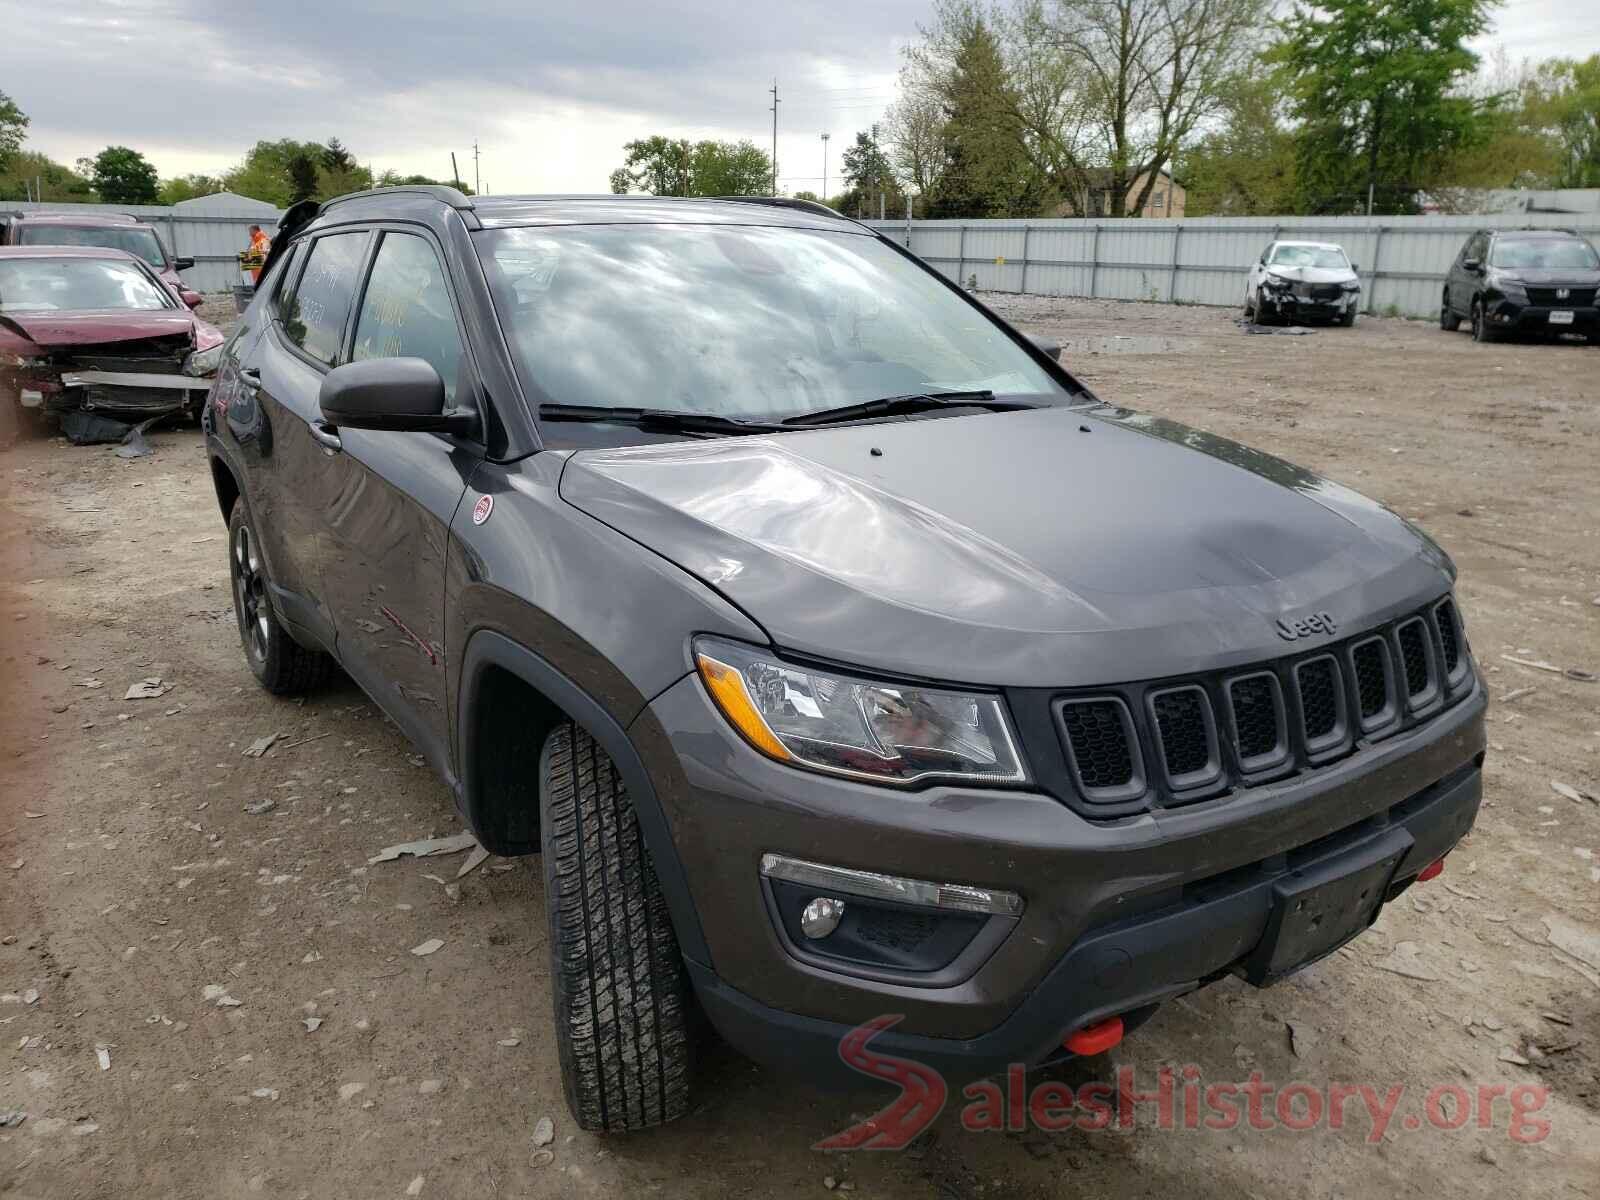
[1241,827,1412,985]
[1549,310,1575,325]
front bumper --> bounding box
[1485,298,1600,333]
[638,667,1486,1078]
[1261,289,1358,321]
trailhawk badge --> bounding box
[471,494,494,526]
[1276,611,1337,641]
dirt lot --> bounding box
[2,297,1597,1199]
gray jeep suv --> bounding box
[204,187,1486,1132]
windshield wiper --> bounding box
[781,390,1036,427]
[538,404,787,437]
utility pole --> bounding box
[473,141,481,196]
[820,132,829,202]
[769,81,780,196]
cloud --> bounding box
[6,0,1591,194]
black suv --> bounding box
[205,187,1486,1132]
[1442,227,1600,343]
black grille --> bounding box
[1229,675,1280,760]
[1298,282,1344,300]
[1397,620,1431,697]
[1151,688,1211,777]
[1296,658,1340,740]
[1060,700,1135,790]
[857,910,938,954]
[1527,286,1596,307]
[1352,639,1389,720]
[1435,600,1461,676]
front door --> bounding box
[315,229,481,778]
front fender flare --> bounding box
[457,629,711,967]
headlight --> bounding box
[694,638,1027,786]
[1491,275,1527,301]
[183,344,223,377]
[1342,280,1361,292]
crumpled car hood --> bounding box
[0,309,198,348]
[1266,265,1356,285]
[560,405,1452,686]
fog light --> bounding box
[800,896,845,939]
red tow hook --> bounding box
[1063,1015,1124,1056]
[1416,856,1446,883]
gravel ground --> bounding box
[1,297,1597,1198]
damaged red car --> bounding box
[0,246,223,445]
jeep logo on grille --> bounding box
[1276,611,1338,641]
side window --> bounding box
[281,232,369,367]
[351,232,465,404]
[267,243,300,319]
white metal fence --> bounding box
[865,213,1600,319]
[5,193,284,294]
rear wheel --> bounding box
[541,722,692,1132]
[227,500,333,695]
[1471,299,1498,344]
[1440,290,1461,331]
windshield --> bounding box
[1490,237,1600,271]
[476,224,1066,421]
[18,224,168,269]
[1270,244,1349,270]
[0,257,174,313]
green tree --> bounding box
[157,173,223,204]
[287,151,319,203]
[611,136,773,196]
[1270,0,1499,213]
[615,135,693,195]
[375,170,474,194]
[0,90,28,169]
[839,127,901,215]
[1178,73,1298,215]
[1532,55,1600,188]
[84,145,159,203]
[0,150,95,202]
[689,139,772,195]
[225,139,322,205]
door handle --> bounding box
[309,420,343,454]
[238,366,262,392]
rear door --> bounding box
[315,227,481,776]
[232,228,372,649]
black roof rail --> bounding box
[708,195,860,224]
[320,185,476,212]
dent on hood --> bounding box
[573,438,1109,625]
[1093,404,1455,578]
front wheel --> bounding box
[541,723,692,1132]
[1339,307,1357,328]
[1471,299,1498,344]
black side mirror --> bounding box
[319,358,476,436]
[1025,332,1063,362]
[1462,258,1482,273]
[172,256,195,271]
[1350,263,1360,274]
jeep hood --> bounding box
[559,405,1452,686]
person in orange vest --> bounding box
[243,224,271,284]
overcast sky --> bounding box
[3,0,1596,197]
